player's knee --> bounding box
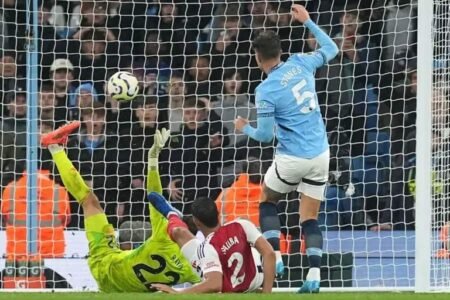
[82,192,102,210]
[171,227,192,244]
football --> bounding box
[107,71,139,101]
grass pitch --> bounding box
[0,293,449,300]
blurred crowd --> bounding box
[1,0,448,236]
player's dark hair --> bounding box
[252,30,281,60]
[192,197,219,228]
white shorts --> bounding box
[264,150,329,200]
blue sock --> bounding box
[301,219,323,269]
[259,202,281,251]
[147,192,173,219]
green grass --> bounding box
[0,293,449,300]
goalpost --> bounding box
[0,0,448,292]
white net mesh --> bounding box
[0,0,447,292]
[432,0,450,289]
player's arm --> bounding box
[254,236,276,293]
[237,219,276,293]
[153,243,223,294]
[146,128,170,195]
[152,272,222,294]
[235,92,275,143]
[292,4,338,68]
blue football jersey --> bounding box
[255,52,329,159]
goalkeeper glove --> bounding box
[148,128,170,168]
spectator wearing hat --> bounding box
[118,221,151,250]
[0,83,27,187]
[68,83,99,121]
[50,58,76,111]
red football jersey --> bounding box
[199,219,262,293]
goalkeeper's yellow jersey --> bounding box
[85,206,200,292]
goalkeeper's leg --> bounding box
[41,122,107,222]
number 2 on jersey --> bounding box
[228,252,245,288]
[291,79,317,114]
[132,254,180,291]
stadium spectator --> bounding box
[313,28,353,134]
[67,103,120,227]
[147,1,197,69]
[69,83,99,121]
[215,157,266,226]
[0,83,27,187]
[38,1,58,81]
[118,96,164,223]
[167,72,187,133]
[319,128,354,230]
[50,58,76,112]
[212,69,256,186]
[386,63,417,167]
[141,30,171,80]
[243,0,275,33]
[57,28,119,93]
[0,1,13,52]
[104,73,134,135]
[70,1,118,41]
[209,16,251,79]
[186,55,221,100]
[0,51,18,104]
[214,69,255,147]
[39,83,66,128]
[1,163,71,258]
[333,9,381,155]
[162,98,227,214]
[271,2,305,59]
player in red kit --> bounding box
[149,195,276,294]
[145,144,275,293]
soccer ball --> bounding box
[107,71,139,101]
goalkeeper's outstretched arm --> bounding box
[146,128,170,195]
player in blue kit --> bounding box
[235,4,338,293]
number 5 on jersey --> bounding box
[291,79,317,114]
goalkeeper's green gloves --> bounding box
[148,128,170,168]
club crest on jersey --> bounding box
[221,236,240,254]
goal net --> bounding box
[0,0,448,292]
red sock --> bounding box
[167,214,188,240]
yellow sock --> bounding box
[49,145,90,204]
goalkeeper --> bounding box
[40,121,199,292]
